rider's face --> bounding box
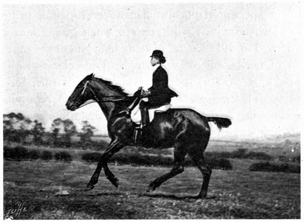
[150,56,160,66]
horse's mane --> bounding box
[93,76,129,97]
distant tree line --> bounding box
[3,112,97,148]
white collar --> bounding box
[153,63,161,71]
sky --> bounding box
[2,2,302,140]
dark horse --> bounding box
[66,74,231,198]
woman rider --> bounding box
[122,50,178,128]
[140,50,178,127]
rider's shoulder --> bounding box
[156,65,167,73]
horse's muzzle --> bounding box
[66,101,76,111]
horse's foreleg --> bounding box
[87,140,123,190]
[102,145,124,187]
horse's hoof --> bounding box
[146,186,155,193]
[111,178,119,188]
[196,193,207,199]
[86,183,95,191]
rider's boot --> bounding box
[134,105,150,146]
[140,105,150,127]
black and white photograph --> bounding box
[2,0,301,219]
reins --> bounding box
[85,81,128,103]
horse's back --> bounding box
[146,108,210,146]
[154,108,210,129]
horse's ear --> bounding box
[88,73,95,79]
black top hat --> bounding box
[150,50,163,58]
[150,50,166,63]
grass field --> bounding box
[3,159,300,219]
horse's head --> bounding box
[66,73,96,111]
[66,73,129,111]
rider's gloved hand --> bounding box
[142,90,151,97]
[134,87,143,98]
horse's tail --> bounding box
[207,117,232,130]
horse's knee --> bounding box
[205,166,212,174]
[208,167,212,174]
[202,166,212,176]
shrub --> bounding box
[205,151,232,159]
[208,158,233,170]
[4,146,29,161]
[231,149,248,159]
[14,146,29,160]
[4,146,40,161]
[184,156,232,170]
[156,155,174,166]
[292,155,300,163]
[54,151,73,162]
[110,153,129,164]
[82,152,102,163]
[278,156,289,162]
[111,153,157,166]
[206,149,272,161]
[4,146,13,159]
[81,151,232,170]
[249,162,300,173]
[41,151,53,161]
[126,154,150,166]
[246,151,272,161]
[27,150,40,160]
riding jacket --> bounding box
[147,65,178,108]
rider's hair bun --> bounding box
[160,56,166,64]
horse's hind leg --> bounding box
[147,144,186,192]
[188,148,212,199]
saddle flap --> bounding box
[153,104,172,113]
[130,104,172,124]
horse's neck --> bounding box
[97,102,115,120]
[91,82,124,120]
